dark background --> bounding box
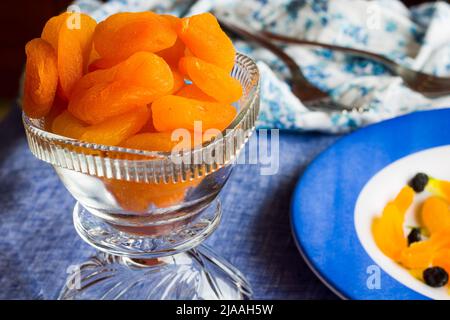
[0,0,432,103]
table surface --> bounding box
[0,107,340,299]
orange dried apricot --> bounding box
[23,38,58,118]
[179,57,242,104]
[152,95,237,132]
[178,13,235,72]
[105,178,198,212]
[170,69,185,94]
[41,12,69,49]
[49,13,97,99]
[400,240,435,269]
[372,202,407,261]
[79,106,149,146]
[429,227,450,251]
[68,52,173,124]
[93,12,177,62]
[422,196,450,235]
[156,15,185,68]
[393,186,415,213]
[433,249,450,275]
[51,110,87,139]
[429,178,450,202]
[175,84,216,101]
[121,132,192,152]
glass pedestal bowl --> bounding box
[23,53,260,300]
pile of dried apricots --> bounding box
[373,173,450,290]
[23,11,242,152]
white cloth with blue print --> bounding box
[74,0,450,133]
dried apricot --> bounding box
[422,196,450,234]
[68,52,173,124]
[105,178,198,212]
[93,12,176,62]
[433,249,450,275]
[23,38,58,118]
[152,95,237,132]
[52,13,97,99]
[394,186,415,213]
[156,15,185,68]
[175,84,216,101]
[121,132,192,152]
[41,12,69,49]
[429,178,450,202]
[51,110,87,139]
[79,106,149,146]
[179,57,242,104]
[372,202,406,261]
[429,227,450,251]
[170,69,185,94]
[400,240,435,269]
[178,13,235,72]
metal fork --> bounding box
[262,31,450,98]
[219,19,368,113]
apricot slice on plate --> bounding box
[69,52,173,124]
[429,227,450,251]
[428,178,450,202]
[422,196,450,235]
[393,186,415,213]
[23,38,58,118]
[79,106,150,146]
[178,13,235,72]
[176,84,216,102]
[51,110,87,139]
[433,249,450,275]
[372,202,407,261]
[400,240,435,269]
[93,12,177,62]
[152,95,237,132]
[179,57,242,104]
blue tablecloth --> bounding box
[0,107,340,299]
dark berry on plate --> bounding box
[407,228,422,246]
[423,267,448,287]
[409,173,429,193]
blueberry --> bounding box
[407,228,421,246]
[423,267,448,287]
[409,173,429,193]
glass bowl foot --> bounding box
[59,245,252,300]
[73,200,222,258]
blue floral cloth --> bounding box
[74,0,450,132]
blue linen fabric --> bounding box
[73,0,450,133]
[0,107,338,299]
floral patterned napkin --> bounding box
[74,0,450,133]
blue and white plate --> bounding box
[291,109,450,300]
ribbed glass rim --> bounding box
[23,53,260,183]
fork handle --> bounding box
[262,31,399,73]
